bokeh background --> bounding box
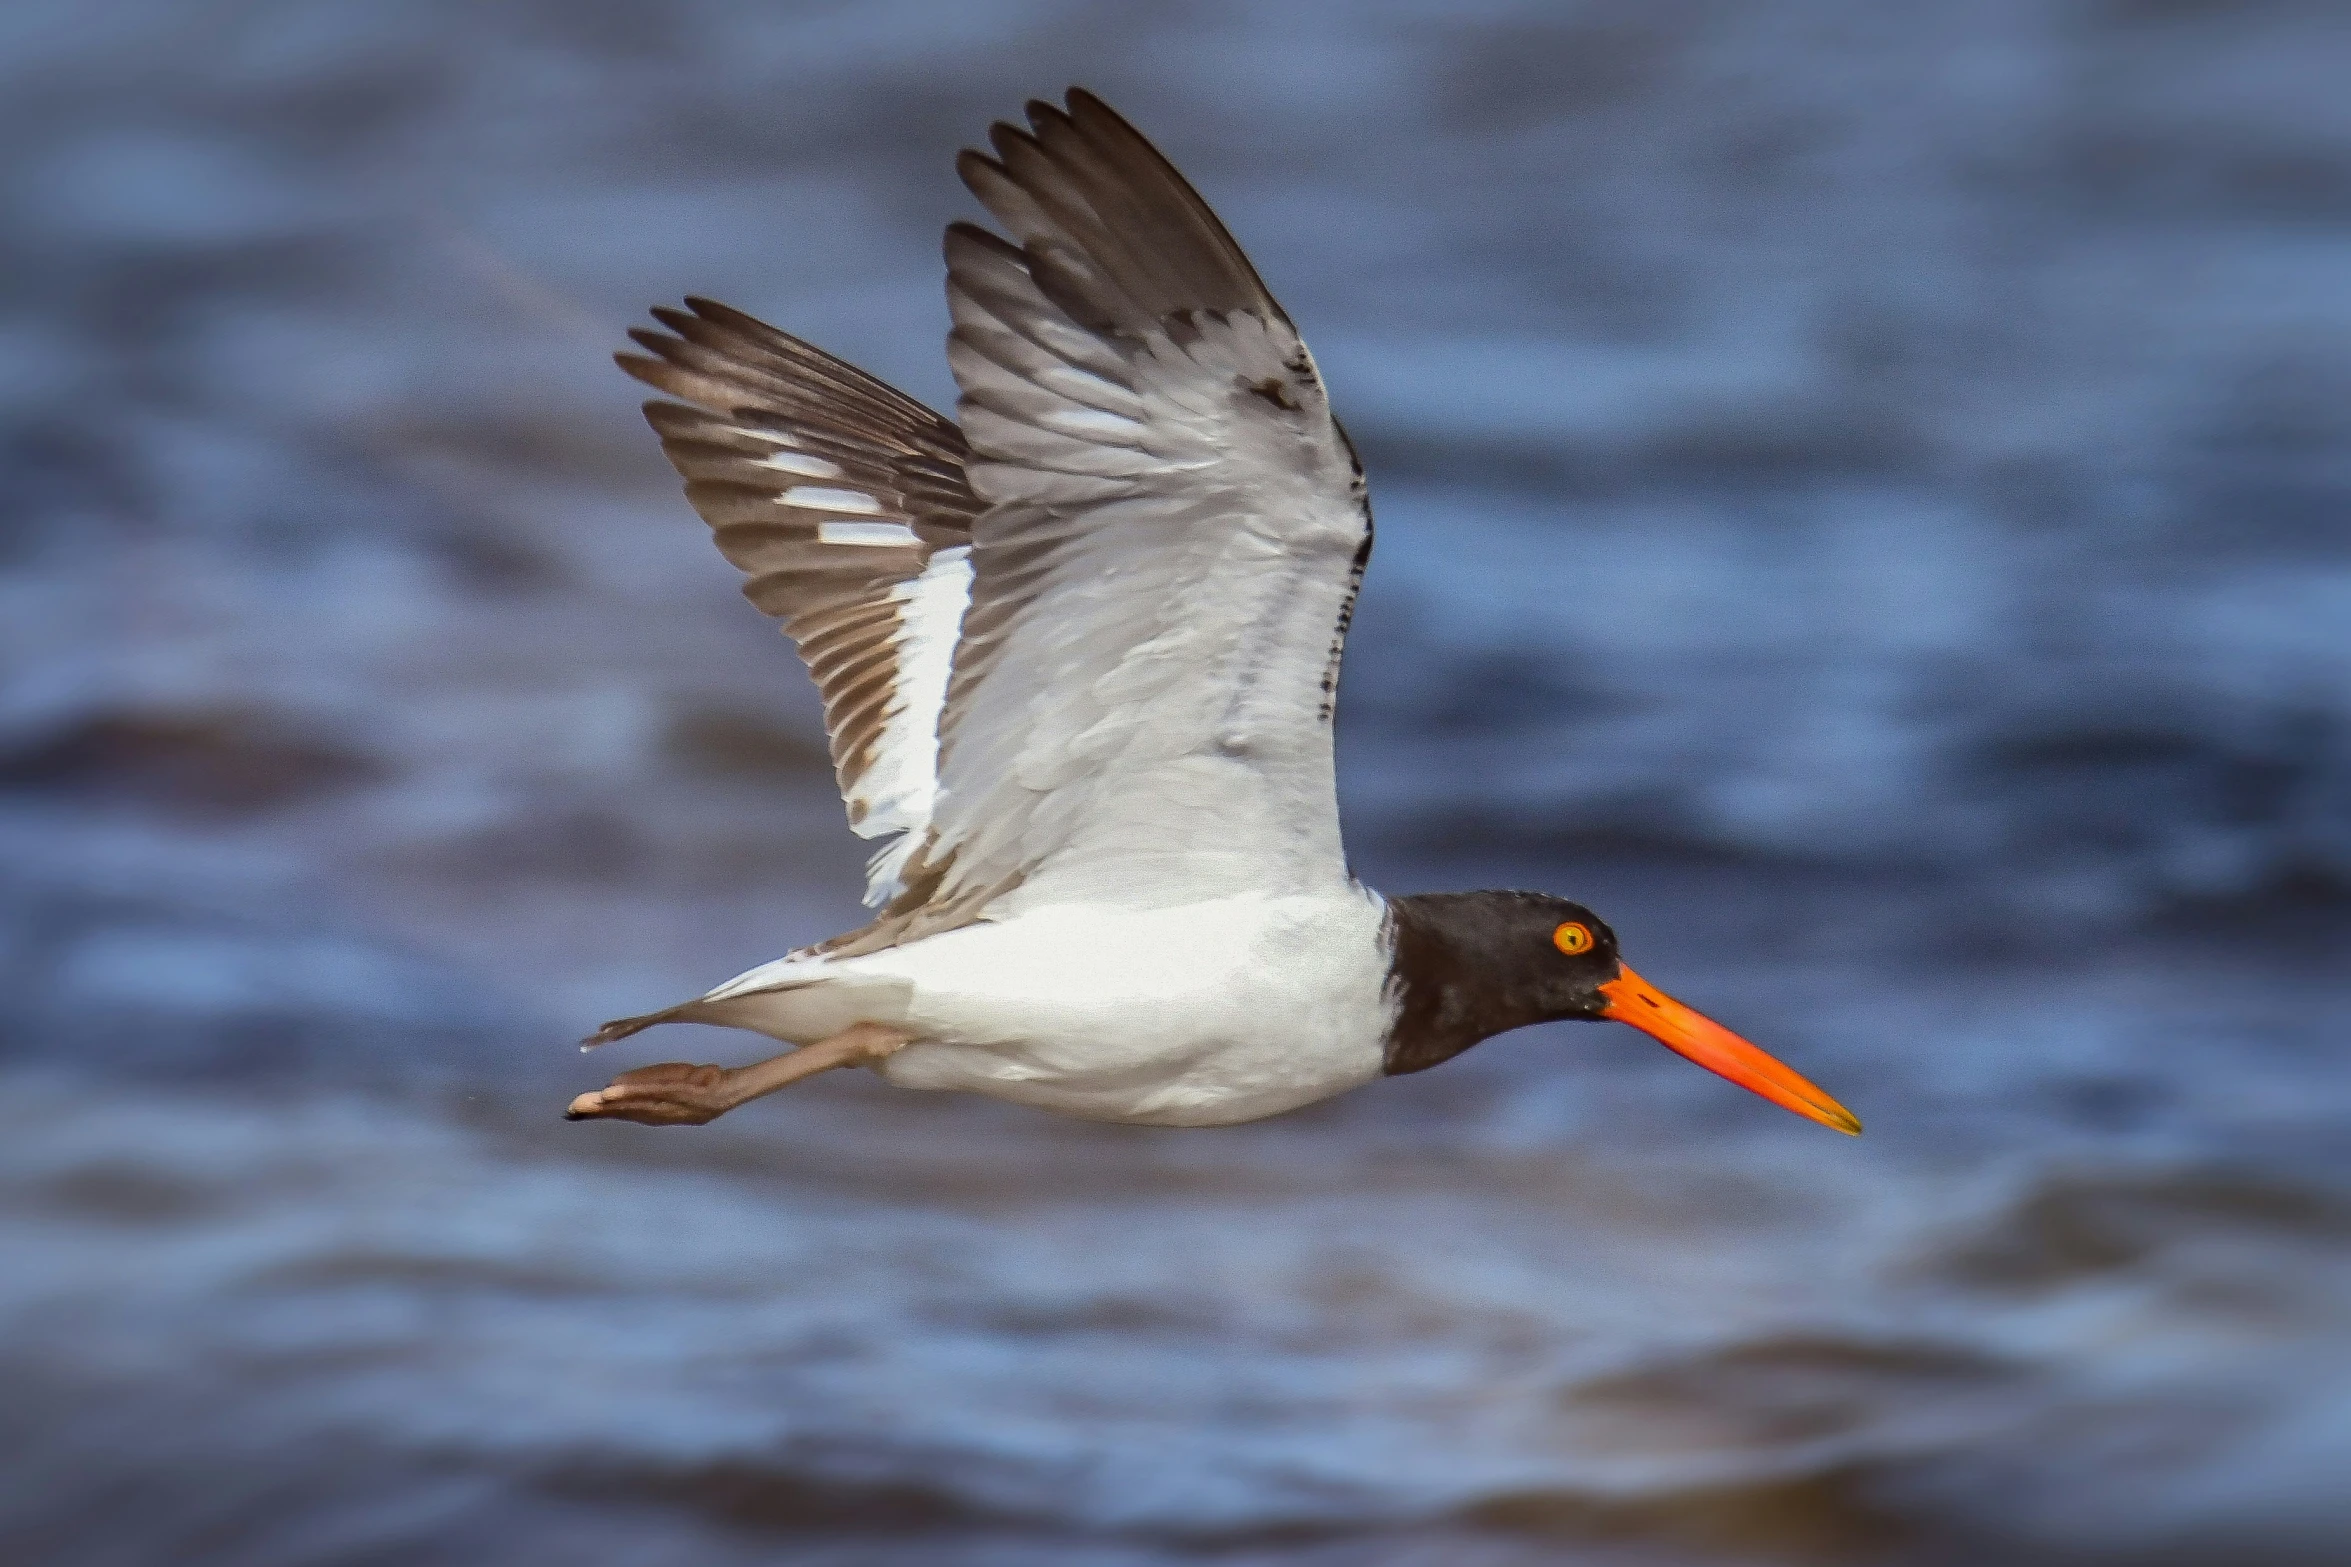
[7,2,2351,1563]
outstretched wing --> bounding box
[851,89,1375,951]
[618,300,983,906]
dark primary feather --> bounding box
[956,90,1287,340]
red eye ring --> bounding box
[1553,921,1593,955]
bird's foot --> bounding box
[563,1022,912,1127]
[564,1062,739,1126]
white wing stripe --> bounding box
[854,543,972,905]
[781,485,886,514]
[749,450,847,479]
[817,520,922,547]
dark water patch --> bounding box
[0,984,505,1085]
[2167,349,2351,557]
[534,1451,1046,1538]
[0,870,535,1081]
[1970,720,2307,847]
[415,511,572,594]
[1561,1336,2026,1454]
[25,1159,225,1225]
[946,1290,1232,1338]
[1364,800,1786,873]
[0,416,157,543]
[534,1450,1389,1559]
[1430,14,1684,132]
[1383,649,1640,739]
[381,408,666,489]
[0,1401,708,1567]
[2143,862,2351,951]
[1927,1167,2351,1291]
[2087,0,2300,30]
[2173,468,2351,560]
[49,235,361,356]
[0,705,388,819]
[2040,128,2351,226]
[1627,401,1932,489]
[432,801,656,879]
[1345,409,1929,500]
[2043,1072,2177,1135]
[537,1098,1374,1211]
[665,701,837,779]
[249,1247,617,1301]
[1956,703,2351,916]
[338,443,585,594]
[1460,1464,1916,1563]
[1341,426,1594,497]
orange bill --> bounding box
[1599,967,1861,1135]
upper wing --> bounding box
[617,299,982,906]
[850,90,1375,950]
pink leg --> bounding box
[564,1021,911,1126]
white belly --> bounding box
[779,889,1392,1127]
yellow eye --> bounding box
[1552,921,1593,955]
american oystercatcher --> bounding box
[566,90,1860,1137]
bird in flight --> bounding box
[566,90,1860,1137]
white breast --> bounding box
[846,888,1394,1127]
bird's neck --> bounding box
[1380,893,1544,1076]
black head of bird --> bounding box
[1384,891,1861,1134]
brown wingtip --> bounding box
[954,146,1005,184]
[613,352,675,393]
[988,117,1042,165]
[1025,96,1074,135]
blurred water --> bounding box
[6,1,2351,1563]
